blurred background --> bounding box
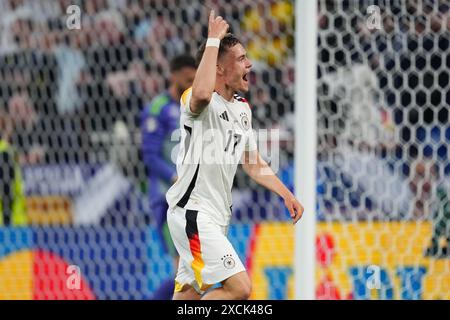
[0,0,448,299]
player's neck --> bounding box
[215,84,235,102]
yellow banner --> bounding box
[250,222,450,300]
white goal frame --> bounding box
[294,0,318,300]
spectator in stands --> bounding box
[407,159,439,220]
[0,111,27,226]
[54,30,88,114]
[403,156,449,258]
[406,158,450,259]
[425,182,450,258]
[315,59,404,220]
[7,92,45,164]
[140,54,196,299]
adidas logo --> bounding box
[219,111,229,121]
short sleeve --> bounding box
[180,87,201,118]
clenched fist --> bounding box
[208,10,229,40]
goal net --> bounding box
[314,0,449,299]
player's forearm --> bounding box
[190,11,229,114]
[190,47,219,113]
[243,154,293,200]
[254,170,292,200]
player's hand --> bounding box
[284,195,304,225]
[208,10,229,40]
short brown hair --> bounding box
[196,33,242,65]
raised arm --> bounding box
[242,150,304,224]
[190,11,229,115]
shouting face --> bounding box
[218,43,252,93]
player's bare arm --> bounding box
[242,150,304,224]
[190,11,229,115]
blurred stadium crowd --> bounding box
[0,0,295,225]
[0,0,294,164]
[0,0,448,229]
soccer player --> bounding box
[140,54,197,300]
[166,11,304,300]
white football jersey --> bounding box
[166,87,257,226]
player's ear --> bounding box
[216,64,225,76]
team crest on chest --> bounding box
[240,112,250,130]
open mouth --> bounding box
[242,73,248,82]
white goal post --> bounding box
[294,0,318,300]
